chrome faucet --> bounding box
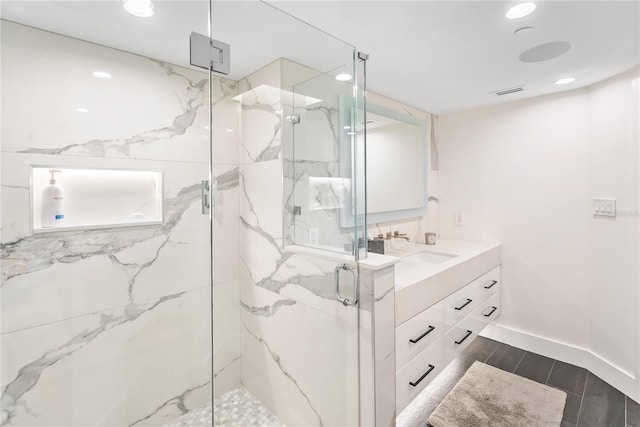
[392,231,411,242]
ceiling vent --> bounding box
[491,86,526,96]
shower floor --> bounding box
[165,386,284,427]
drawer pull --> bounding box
[454,298,473,311]
[455,330,473,345]
[484,280,498,289]
[483,306,498,317]
[409,364,435,387]
[409,325,436,344]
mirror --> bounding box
[340,102,428,226]
[366,104,427,220]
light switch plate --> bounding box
[592,198,616,217]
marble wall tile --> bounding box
[213,280,241,397]
[236,61,283,165]
[240,160,283,242]
[236,59,367,427]
[1,22,217,164]
[213,164,240,286]
[372,266,397,427]
[1,22,216,427]
[212,77,240,166]
[1,153,210,334]
[1,287,211,427]
[240,280,359,427]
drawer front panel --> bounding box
[475,265,501,301]
[472,291,500,323]
[396,301,444,370]
[443,282,481,328]
[396,338,444,414]
[442,315,486,367]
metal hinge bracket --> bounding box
[357,51,369,61]
[190,32,230,75]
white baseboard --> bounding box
[481,324,638,403]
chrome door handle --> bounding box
[334,263,359,306]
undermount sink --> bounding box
[402,251,457,264]
[382,239,458,264]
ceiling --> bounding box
[1,1,638,115]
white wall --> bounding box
[438,68,640,400]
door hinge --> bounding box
[190,32,230,75]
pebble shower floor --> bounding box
[165,387,283,427]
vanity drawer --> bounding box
[443,282,481,327]
[396,301,444,370]
[474,266,501,301]
[472,291,500,323]
[396,338,444,414]
[442,315,486,367]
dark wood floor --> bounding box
[396,337,640,427]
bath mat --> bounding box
[427,361,566,427]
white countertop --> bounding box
[392,238,502,326]
[391,238,501,290]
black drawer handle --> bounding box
[409,364,435,387]
[483,306,498,317]
[455,330,473,345]
[409,325,435,344]
[454,298,473,311]
[484,280,498,289]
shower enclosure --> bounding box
[1,1,369,426]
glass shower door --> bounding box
[0,2,214,426]
[209,2,367,426]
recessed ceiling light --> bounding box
[335,73,352,82]
[343,125,351,129]
[554,77,576,85]
[122,0,154,18]
[225,128,234,133]
[75,108,89,113]
[506,2,536,19]
[92,70,112,79]
[347,131,356,135]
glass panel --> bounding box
[285,54,368,257]
[210,2,364,426]
[288,73,356,253]
[0,1,213,426]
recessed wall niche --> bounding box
[31,166,163,233]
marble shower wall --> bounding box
[238,60,362,426]
[0,21,240,426]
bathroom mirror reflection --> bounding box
[341,102,428,226]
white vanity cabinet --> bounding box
[395,265,502,413]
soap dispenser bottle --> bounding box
[41,169,65,227]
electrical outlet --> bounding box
[454,213,465,226]
[592,198,616,217]
[309,227,319,244]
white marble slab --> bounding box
[212,280,241,397]
[395,239,502,326]
[1,154,210,334]
[1,287,211,427]
[2,22,216,163]
[241,281,359,427]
